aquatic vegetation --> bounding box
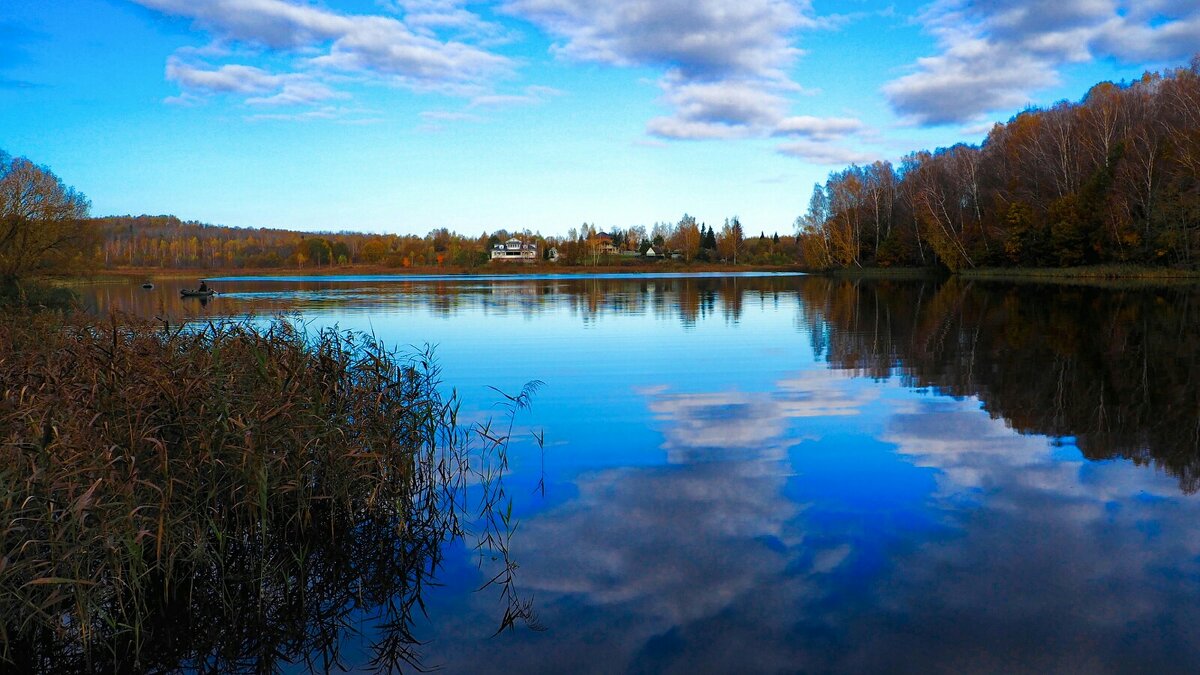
[0,312,538,672]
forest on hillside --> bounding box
[797,58,1200,271]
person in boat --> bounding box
[197,281,209,293]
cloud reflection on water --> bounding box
[76,276,1200,671]
[644,369,877,464]
[429,375,1200,673]
[840,396,1200,673]
[426,369,877,672]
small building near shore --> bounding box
[491,238,538,262]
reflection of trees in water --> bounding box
[81,277,798,328]
[797,277,1200,492]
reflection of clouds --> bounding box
[886,397,1184,502]
[427,384,1200,673]
[515,374,853,628]
[853,397,1200,673]
[422,375,865,671]
[647,369,877,464]
[425,453,844,672]
[521,462,801,619]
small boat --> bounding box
[180,289,217,297]
[141,283,154,289]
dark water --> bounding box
[80,274,1200,673]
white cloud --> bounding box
[378,0,513,43]
[468,84,562,108]
[246,81,346,106]
[775,115,867,140]
[419,109,483,121]
[134,0,513,108]
[504,0,821,140]
[246,105,382,123]
[165,58,284,95]
[777,140,879,165]
[165,56,347,107]
[885,0,1200,125]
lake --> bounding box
[80,273,1200,673]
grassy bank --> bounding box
[807,265,1200,285]
[0,312,533,671]
[959,264,1200,280]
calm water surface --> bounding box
[82,274,1200,673]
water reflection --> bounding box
[644,370,876,464]
[797,278,1200,492]
[427,374,1200,673]
[73,274,1200,672]
[83,275,797,329]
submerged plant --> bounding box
[0,312,540,672]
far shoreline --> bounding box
[81,263,1200,286]
[92,262,808,281]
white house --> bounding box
[491,238,538,262]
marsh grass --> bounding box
[0,311,538,672]
[0,279,78,311]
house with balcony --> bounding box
[491,238,538,262]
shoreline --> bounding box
[90,262,807,280]
[824,264,1200,283]
[75,263,1200,285]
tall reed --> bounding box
[0,312,535,672]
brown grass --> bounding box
[0,311,535,671]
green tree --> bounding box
[298,237,333,266]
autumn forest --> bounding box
[797,58,1200,271]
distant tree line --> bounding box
[0,150,797,275]
[551,218,794,266]
[94,216,502,269]
[798,57,1200,270]
[92,214,803,270]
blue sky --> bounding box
[2,0,1198,236]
